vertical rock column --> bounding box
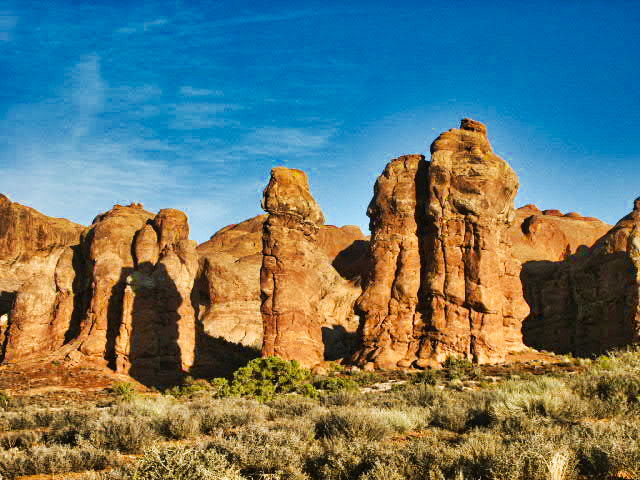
[353,155,429,369]
[417,118,524,365]
[260,167,326,367]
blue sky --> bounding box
[1,1,639,242]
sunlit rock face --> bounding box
[0,194,85,363]
[522,198,640,356]
[259,167,363,367]
[355,119,529,368]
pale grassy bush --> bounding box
[89,414,156,453]
[109,444,247,480]
[0,444,115,478]
[208,424,308,479]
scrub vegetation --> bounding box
[1,349,640,479]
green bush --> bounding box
[409,369,439,386]
[165,377,212,398]
[0,390,10,409]
[313,376,359,392]
[214,357,318,401]
[110,382,137,402]
[442,354,473,380]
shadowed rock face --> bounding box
[355,119,529,368]
[522,198,640,355]
[260,167,363,367]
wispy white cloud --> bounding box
[116,18,168,35]
[169,102,241,130]
[0,12,17,42]
[179,86,224,97]
[241,127,335,156]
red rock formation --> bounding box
[260,167,363,367]
[523,198,640,355]
[0,195,84,362]
[197,212,367,363]
[353,154,428,368]
[509,205,611,263]
[355,119,529,368]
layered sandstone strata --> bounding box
[260,167,362,367]
[522,198,640,355]
[355,119,529,368]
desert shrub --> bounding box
[315,408,392,441]
[487,376,586,427]
[401,384,443,407]
[348,371,382,387]
[409,369,439,386]
[200,403,265,433]
[165,377,212,398]
[89,415,156,453]
[214,357,318,401]
[313,376,359,392]
[305,438,398,480]
[267,396,321,419]
[110,382,137,401]
[0,430,41,449]
[113,445,246,480]
[0,391,10,410]
[442,354,473,380]
[319,390,360,407]
[208,424,307,479]
[573,420,640,478]
[429,393,478,433]
[157,405,201,440]
[0,444,115,478]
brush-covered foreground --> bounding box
[1,351,640,480]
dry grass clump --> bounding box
[103,444,246,480]
[0,443,116,478]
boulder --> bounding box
[509,205,611,263]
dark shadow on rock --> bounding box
[0,291,15,362]
[189,265,260,380]
[126,262,184,389]
[322,324,358,361]
[521,250,638,357]
[332,240,370,283]
[64,244,89,344]
[105,267,134,371]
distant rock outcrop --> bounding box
[509,205,611,263]
[355,119,529,368]
[522,198,640,355]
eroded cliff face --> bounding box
[0,195,85,363]
[522,199,640,355]
[196,215,367,354]
[355,119,529,368]
[260,167,363,367]
[353,155,429,368]
[1,202,199,382]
